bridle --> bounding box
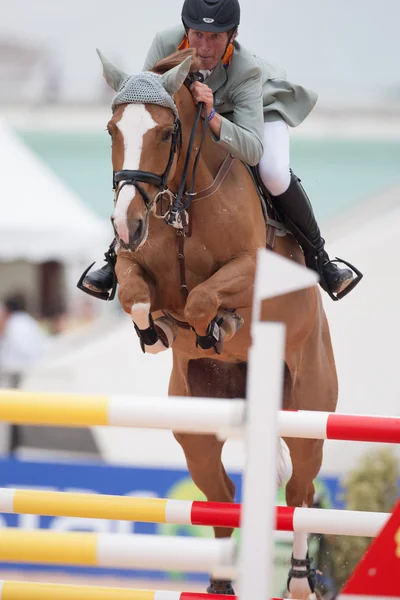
[112,94,208,232]
[109,80,235,307]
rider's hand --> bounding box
[189,81,214,119]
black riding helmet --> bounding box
[182,0,240,33]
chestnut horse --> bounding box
[99,48,337,599]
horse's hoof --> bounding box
[217,309,244,343]
[287,592,320,600]
[206,577,235,595]
[154,316,178,347]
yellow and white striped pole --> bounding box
[0,529,236,576]
[1,390,399,444]
[0,390,244,437]
[0,489,172,524]
[0,580,293,599]
[0,580,147,599]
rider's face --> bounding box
[187,29,230,70]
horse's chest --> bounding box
[139,238,216,296]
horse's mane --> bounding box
[151,48,201,75]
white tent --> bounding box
[0,120,109,262]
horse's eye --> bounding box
[162,129,172,142]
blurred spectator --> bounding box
[0,293,46,389]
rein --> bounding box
[113,100,208,233]
[166,102,208,228]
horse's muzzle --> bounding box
[113,217,147,252]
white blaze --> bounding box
[113,104,156,243]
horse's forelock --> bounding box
[151,49,201,75]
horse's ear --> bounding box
[96,49,128,91]
[160,56,192,95]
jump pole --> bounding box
[0,529,235,575]
[0,488,388,536]
[1,391,398,444]
[0,580,292,600]
[239,250,318,600]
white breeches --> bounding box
[258,120,291,196]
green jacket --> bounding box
[143,25,317,166]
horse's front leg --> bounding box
[184,254,256,352]
[116,256,177,354]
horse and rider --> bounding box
[77,1,362,597]
[79,0,361,303]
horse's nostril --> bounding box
[130,219,144,245]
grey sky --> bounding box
[1,0,399,107]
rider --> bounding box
[78,0,360,301]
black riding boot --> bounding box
[77,240,117,301]
[271,172,362,300]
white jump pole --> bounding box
[239,249,318,600]
[0,528,236,573]
[1,392,399,444]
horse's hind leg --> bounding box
[284,354,337,599]
[285,437,325,600]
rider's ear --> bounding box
[160,56,192,96]
[96,49,128,91]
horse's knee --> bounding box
[118,282,149,316]
[285,441,323,507]
[285,475,315,508]
[184,288,219,334]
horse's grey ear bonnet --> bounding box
[112,71,179,118]
[97,49,191,117]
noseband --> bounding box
[113,100,208,231]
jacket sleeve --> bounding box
[213,66,264,166]
[143,33,166,70]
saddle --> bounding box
[248,164,289,248]
[190,155,288,250]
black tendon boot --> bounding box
[207,577,235,595]
[271,172,363,300]
[77,239,117,301]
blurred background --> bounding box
[0,0,399,597]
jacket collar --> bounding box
[205,61,227,93]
